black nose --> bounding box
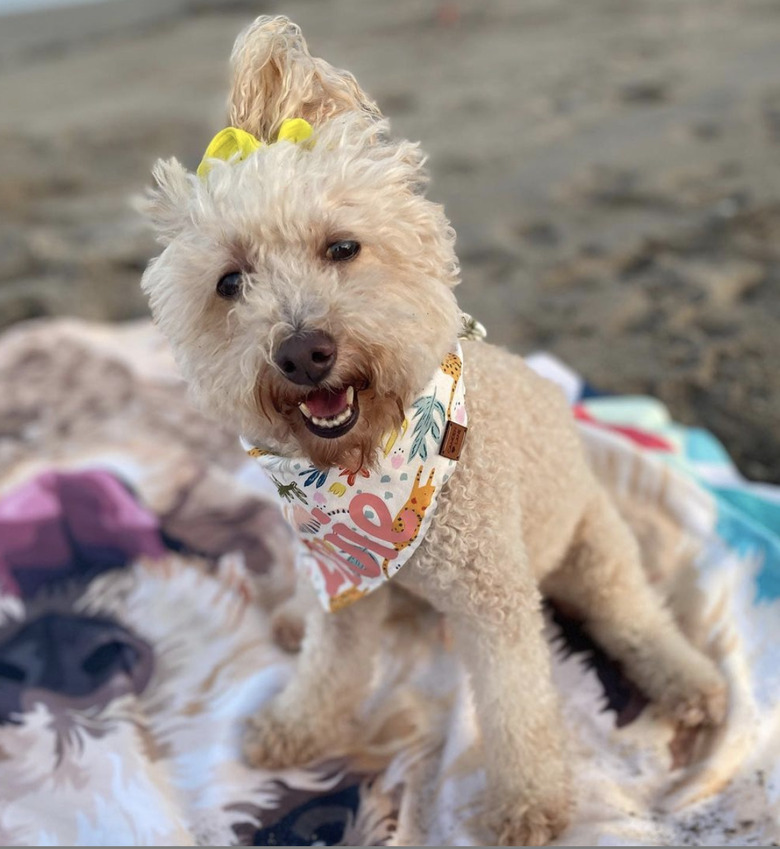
[0,613,153,722]
[274,330,337,386]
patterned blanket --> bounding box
[0,321,777,846]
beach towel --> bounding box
[0,321,777,846]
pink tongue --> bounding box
[305,388,349,418]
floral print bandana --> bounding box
[241,344,467,611]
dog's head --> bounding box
[140,16,461,470]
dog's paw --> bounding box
[270,608,305,653]
[487,800,569,847]
[243,708,329,769]
[659,661,728,728]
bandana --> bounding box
[242,343,469,612]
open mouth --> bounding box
[298,385,360,439]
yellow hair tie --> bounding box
[197,118,313,177]
[275,117,314,145]
[196,127,260,177]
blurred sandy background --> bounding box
[0,0,777,481]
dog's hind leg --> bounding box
[243,583,388,769]
[543,489,727,728]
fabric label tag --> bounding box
[440,421,467,460]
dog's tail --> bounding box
[228,15,382,143]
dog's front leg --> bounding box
[243,583,388,769]
[452,596,571,845]
[402,545,571,846]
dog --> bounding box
[139,16,727,845]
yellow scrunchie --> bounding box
[196,118,313,177]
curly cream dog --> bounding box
[139,17,727,845]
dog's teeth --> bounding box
[308,403,355,431]
[299,402,312,419]
[346,386,354,405]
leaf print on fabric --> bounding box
[299,466,330,488]
[271,476,308,504]
[410,393,446,461]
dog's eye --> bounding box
[216,271,243,299]
[325,240,361,262]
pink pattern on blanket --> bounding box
[573,405,674,452]
[0,470,167,598]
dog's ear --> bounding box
[228,15,382,142]
[136,158,192,245]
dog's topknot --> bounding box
[228,16,383,143]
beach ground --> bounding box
[0,0,778,480]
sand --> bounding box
[0,0,777,481]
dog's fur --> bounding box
[140,17,727,845]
